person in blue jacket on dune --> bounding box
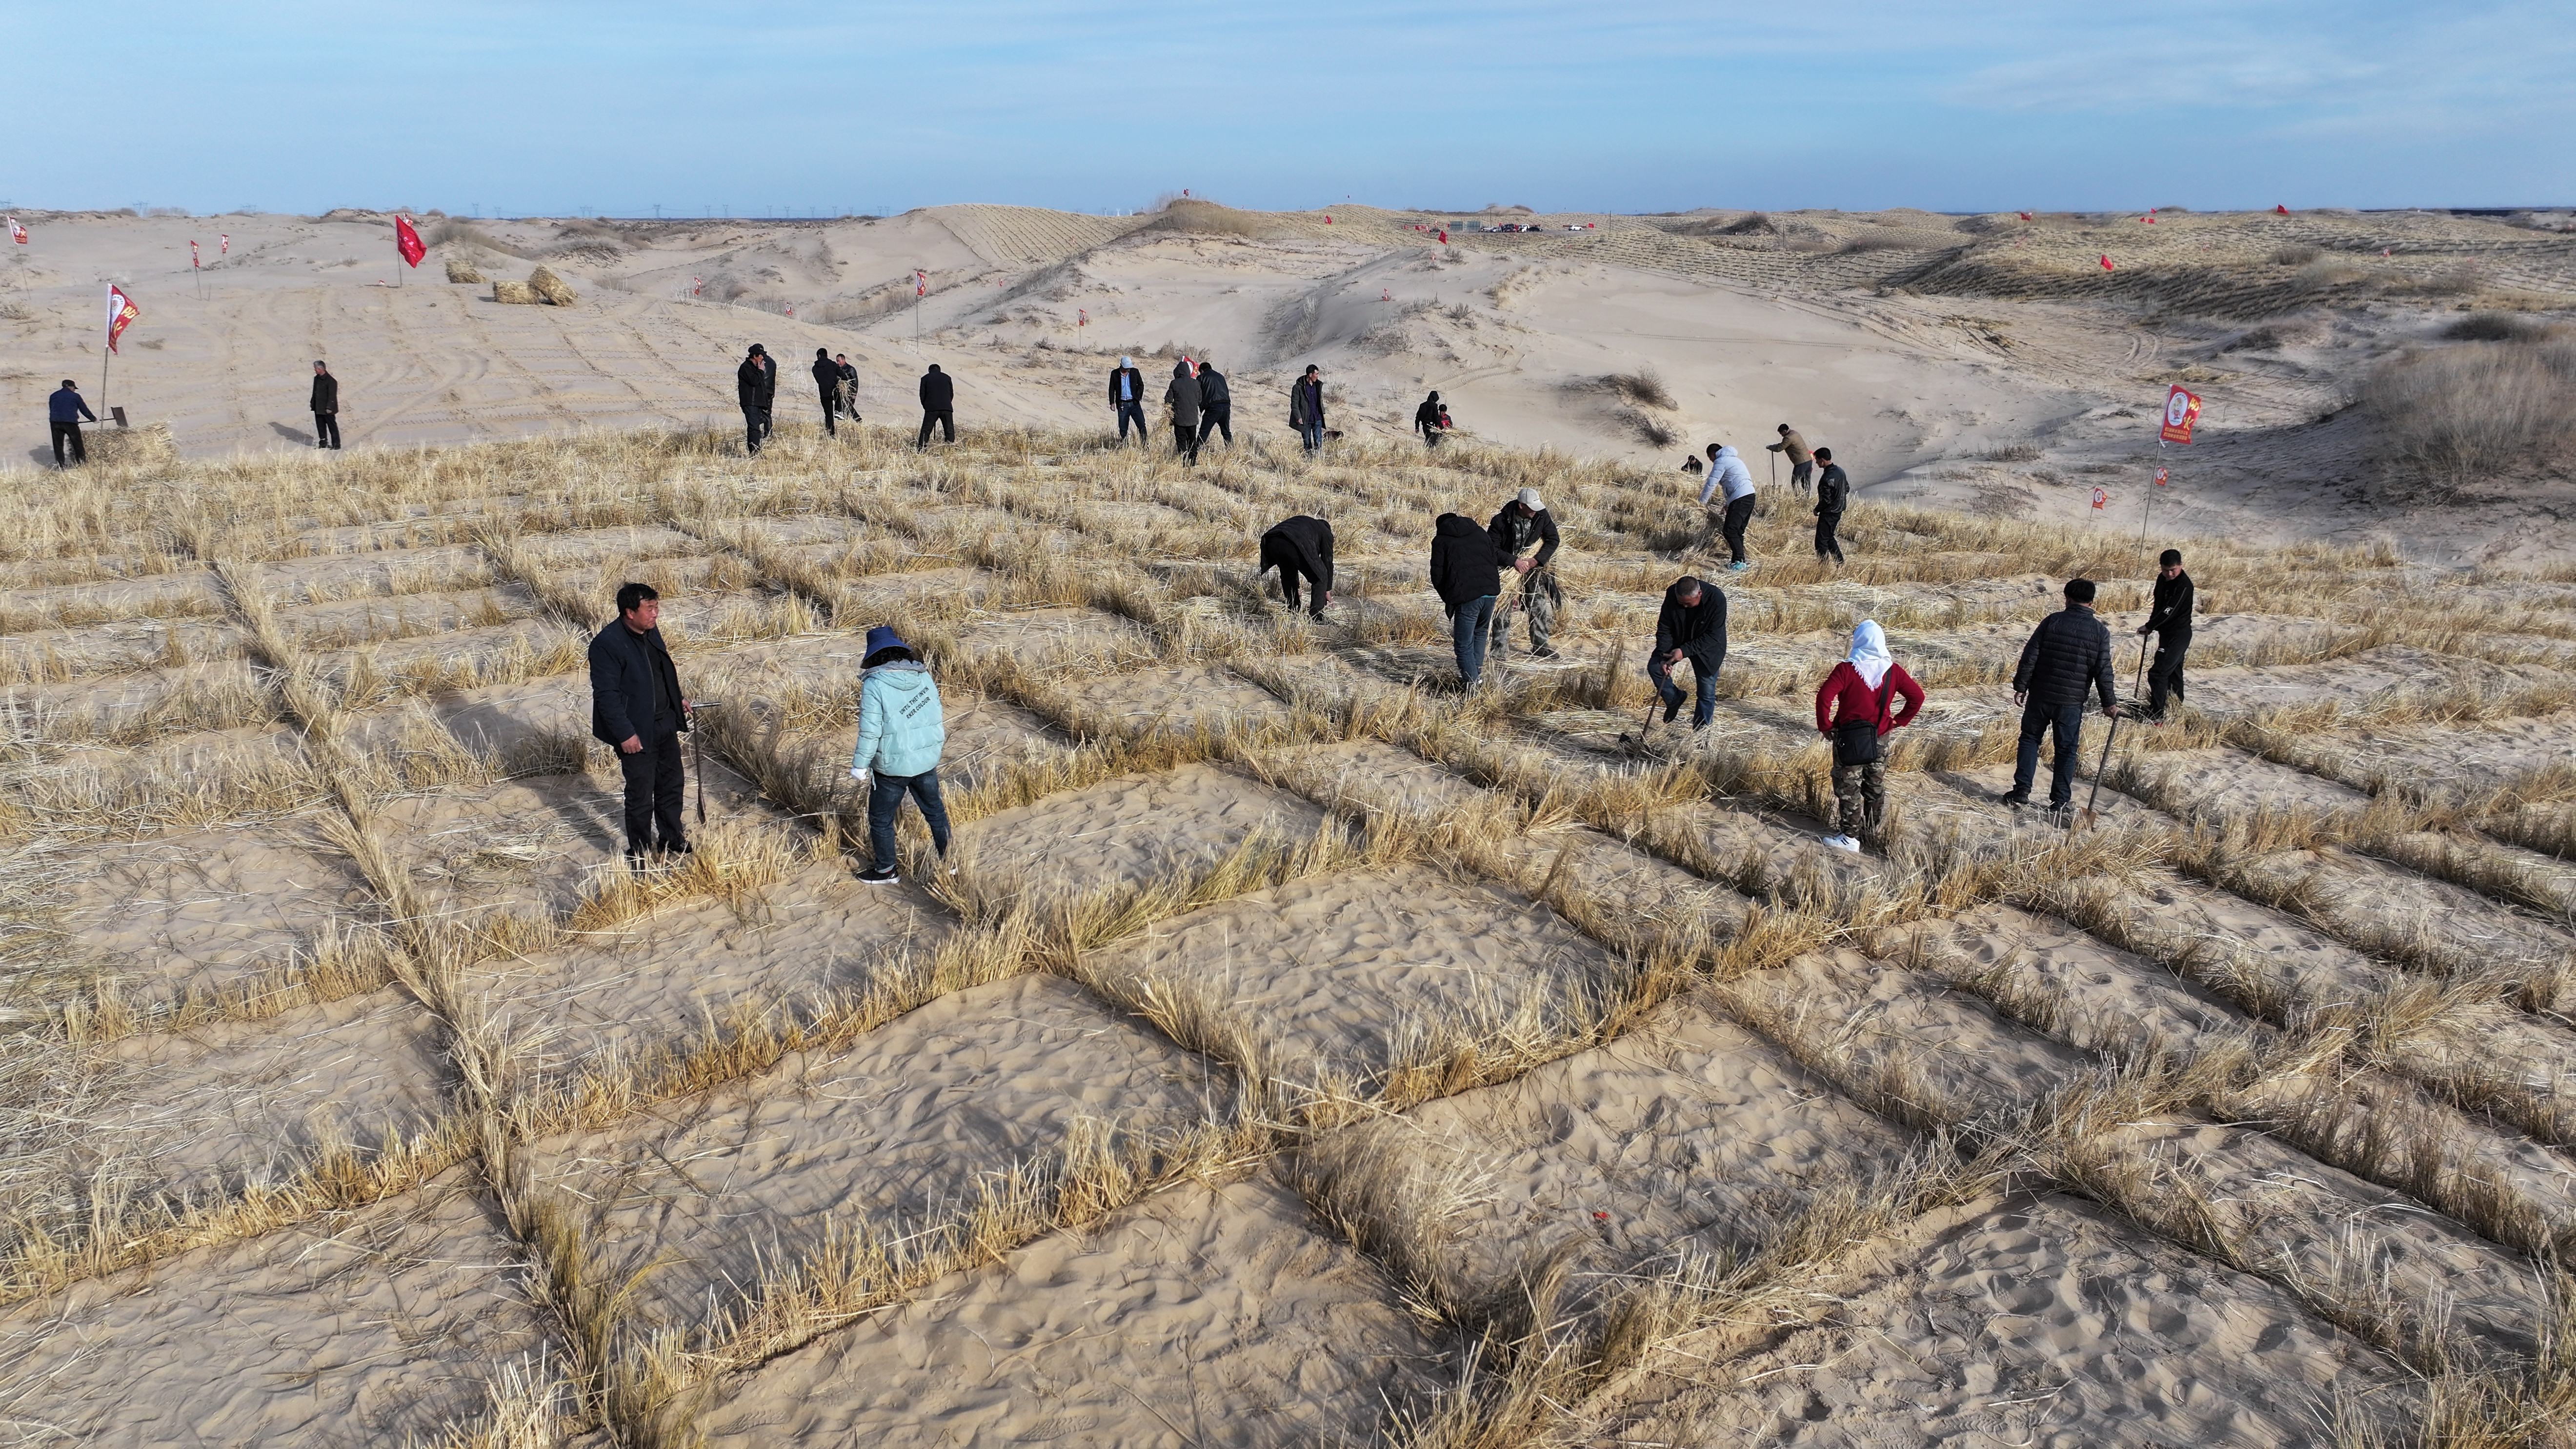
[848,625,952,885]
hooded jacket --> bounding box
[736,354,776,409]
[1197,365,1231,407]
[1487,502,1559,569]
[1165,362,1203,427]
[1428,512,1502,610]
[2143,570,2194,639]
[2013,604,2117,709]
[1414,393,1443,434]
[1288,376,1325,428]
[850,658,946,777]
[47,387,96,424]
[1697,446,1756,506]
[1108,363,1145,407]
[309,372,339,414]
[919,366,953,409]
[587,617,687,747]
[1653,579,1727,672]
[1260,516,1334,591]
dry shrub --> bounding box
[1616,406,1676,448]
[444,259,485,284]
[2272,243,2323,266]
[1590,369,1675,410]
[423,219,531,257]
[2365,337,2576,487]
[492,280,541,305]
[2445,311,2556,343]
[526,267,577,306]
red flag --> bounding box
[1323,214,1332,224]
[691,276,702,295]
[2018,211,2032,221]
[2141,215,2155,224]
[2099,254,2114,270]
[1181,188,1189,197]
[1077,308,1087,327]
[2091,486,2108,511]
[1437,229,1447,244]
[8,217,27,244]
[786,304,795,318]
[220,232,229,255]
[2380,248,2391,258]
[190,240,201,269]
[915,269,926,296]
[2274,203,2289,215]
[394,215,425,268]
[2154,466,2170,487]
[1380,289,1391,302]
[2160,384,2202,444]
[106,283,139,353]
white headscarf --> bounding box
[1848,620,1893,689]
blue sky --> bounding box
[16,1,2572,215]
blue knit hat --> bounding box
[863,625,909,664]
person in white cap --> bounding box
[1486,486,1562,661]
[1108,356,1148,445]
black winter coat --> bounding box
[1165,365,1202,427]
[1288,377,1325,427]
[1260,516,1334,591]
[1487,503,1559,568]
[1814,463,1850,514]
[1653,578,1727,672]
[812,357,841,393]
[309,373,339,413]
[736,356,776,409]
[1429,513,1502,611]
[588,619,688,747]
[1198,367,1231,407]
[2144,571,2194,639]
[919,367,953,409]
[2013,605,2117,709]
[1108,366,1145,407]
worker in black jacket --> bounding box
[1108,357,1148,445]
[1165,359,1203,464]
[2004,578,2118,812]
[916,363,954,450]
[1198,358,1233,446]
[1259,515,1334,617]
[1487,487,1562,661]
[812,348,844,436]
[1429,512,1504,688]
[309,361,342,450]
[1650,576,1727,728]
[1812,446,1849,564]
[588,582,693,868]
[2139,548,2194,723]
[1414,390,1446,449]
[735,344,776,454]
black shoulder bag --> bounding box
[1831,674,1895,767]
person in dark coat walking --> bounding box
[1414,391,1447,448]
[1165,359,1204,464]
[916,363,954,449]
[1812,446,1850,564]
[2003,578,2118,813]
[309,361,342,450]
[736,344,777,454]
[1288,365,1326,453]
[1487,487,1561,660]
[1429,512,1504,687]
[2139,548,2194,723]
[47,380,95,467]
[1259,515,1334,618]
[1650,576,1727,729]
[1197,357,1233,446]
[1108,356,1148,445]
[812,348,845,436]
[588,582,693,868]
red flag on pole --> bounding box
[2017,211,2033,221]
[1437,229,1447,244]
[190,240,201,269]
[220,232,229,255]
[691,276,702,296]
[106,284,140,353]
[2099,255,2114,270]
[2154,466,2170,487]
[1324,214,1332,224]
[2091,486,2108,511]
[915,269,926,296]
[394,215,425,268]
[2160,384,2202,444]
[7,217,26,244]
[2274,203,2289,215]
[1077,308,1087,327]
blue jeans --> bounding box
[1451,595,1496,687]
[1298,419,1324,452]
[2012,701,2086,806]
[867,767,952,871]
[1648,653,1718,728]
[1115,399,1148,441]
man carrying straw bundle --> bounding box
[1487,487,1561,661]
[1814,621,1923,852]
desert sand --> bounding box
[5,201,2572,567]
[0,403,2570,1447]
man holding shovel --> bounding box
[2000,578,2117,823]
[589,582,694,869]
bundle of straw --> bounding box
[527,266,577,305]
[492,280,541,304]
[444,259,485,284]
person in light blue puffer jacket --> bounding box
[848,625,951,884]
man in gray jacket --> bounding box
[2002,578,2118,816]
[1165,359,1204,464]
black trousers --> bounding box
[917,408,953,448]
[314,412,341,449]
[743,406,772,453]
[1814,510,1844,563]
[1720,494,1755,565]
[2012,701,2086,807]
[50,422,84,466]
[2147,633,2190,717]
[819,387,839,435]
[618,733,687,854]
[1203,403,1231,444]
[1174,422,1199,463]
[1277,563,1327,616]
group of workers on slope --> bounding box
[1690,425,1852,571]
[1108,355,1239,463]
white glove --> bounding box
[850,767,872,788]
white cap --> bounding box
[1119,355,1131,366]
[1517,487,1544,512]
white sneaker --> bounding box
[1823,834,1863,853]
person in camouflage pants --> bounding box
[1486,487,1562,661]
[1814,621,1925,853]
[1831,759,1888,841]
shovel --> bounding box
[2077,645,2152,830]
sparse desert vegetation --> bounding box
[1,417,2572,1446]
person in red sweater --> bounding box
[1813,620,1924,852]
